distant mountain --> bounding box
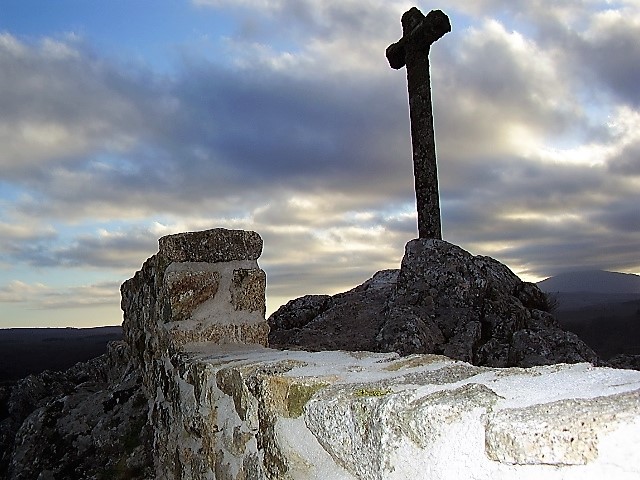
[0,326,122,384]
[537,271,640,359]
[537,270,640,294]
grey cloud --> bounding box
[609,140,640,176]
[0,4,416,226]
[261,230,403,299]
[434,32,585,163]
[0,281,49,303]
[0,222,57,245]
[591,199,640,233]
[8,45,413,221]
[0,35,162,177]
[0,222,61,267]
[4,225,157,270]
[573,12,640,106]
[36,281,122,309]
[0,279,120,308]
[440,155,607,224]
[2,0,640,318]
[197,0,402,44]
[463,1,640,106]
[48,283,120,309]
[498,232,640,279]
[54,231,158,270]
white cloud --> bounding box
[0,281,50,303]
[1,1,640,326]
[40,37,80,59]
[0,221,56,243]
[0,279,120,309]
[0,32,27,55]
[0,33,156,176]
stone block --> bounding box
[120,228,269,379]
[158,228,262,263]
[147,346,640,480]
[231,269,266,314]
[163,270,221,323]
[485,390,640,465]
[168,320,270,349]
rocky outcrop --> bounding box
[5,228,639,479]
[270,239,599,368]
[2,227,269,480]
[608,354,640,370]
[119,228,271,478]
[0,341,152,480]
[128,230,640,479]
[268,270,398,352]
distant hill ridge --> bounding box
[537,270,640,294]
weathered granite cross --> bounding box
[387,7,451,239]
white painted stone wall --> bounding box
[121,229,640,478]
[152,345,640,479]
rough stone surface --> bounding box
[1,342,153,480]
[270,239,599,368]
[608,353,640,370]
[485,390,640,465]
[5,229,639,480]
[159,228,263,263]
[152,345,640,479]
[268,294,333,332]
[231,268,267,314]
[269,270,397,352]
[120,228,269,392]
[0,340,129,476]
[165,270,221,322]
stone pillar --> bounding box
[120,228,269,377]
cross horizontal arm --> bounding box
[386,8,451,70]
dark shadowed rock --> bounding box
[1,342,152,479]
[269,239,600,368]
[268,294,333,332]
[608,354,640,370]
[268,270,398,351]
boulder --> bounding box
[268,270,398,352]
[270,239,599,368]
[608,354,640,370]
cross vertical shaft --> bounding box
[387,7,451,239]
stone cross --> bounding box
[387,7,451,239]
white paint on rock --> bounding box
[156,345,640,479]
[165,260,263,326]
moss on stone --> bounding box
[353,387,392,397]
[286,382,328,418]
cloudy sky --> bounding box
[1,0,638,328]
